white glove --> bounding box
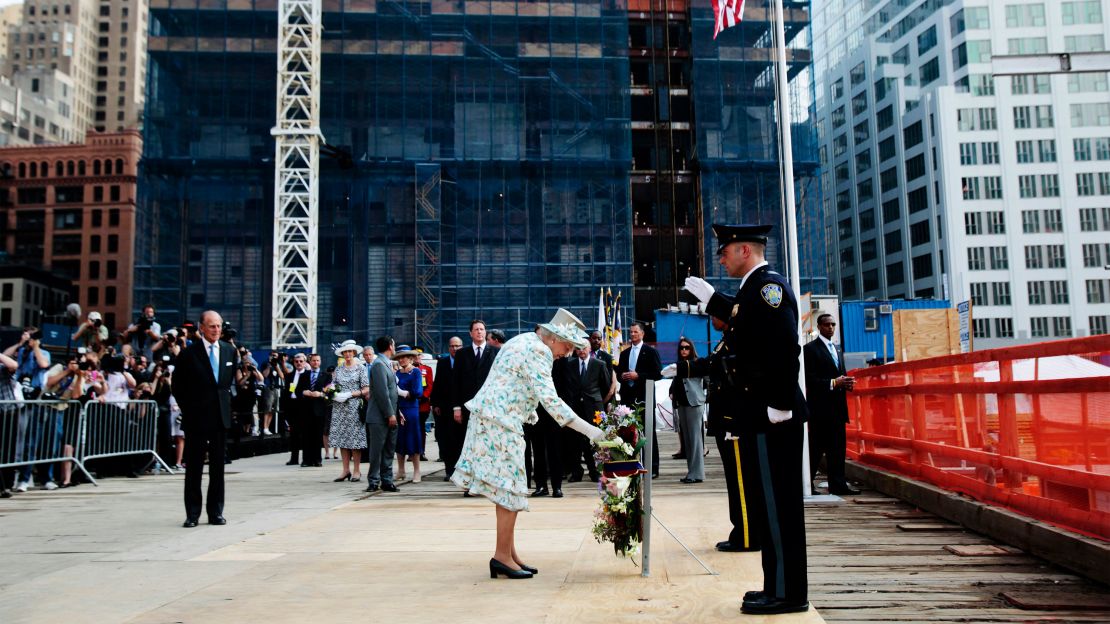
[333,391,352,403]
[566,416,605,442]
[397,389,410,399]
[684,276,715,304]
[661,363,678,379]
[767,407,792,424]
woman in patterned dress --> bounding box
[451,309,604,580]
[329,341,369,482]
[392,346,424,482]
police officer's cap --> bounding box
[712,223,772,253]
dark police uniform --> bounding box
[704,334,759,552]
[675,225,809,613]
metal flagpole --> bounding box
[769,0,814,497]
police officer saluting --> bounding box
[672,223,810,616]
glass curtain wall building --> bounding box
[689,0,824,296]
[138,0,632,350]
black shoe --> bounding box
[463,491,473,497]
[716,540,760,552]
[588,473,600,483]
[680,478,703,484]
[442,476,452,482]
[286,460,299,466]
[519,563,538,574]
[382,482,398,492]
[743,590,767,602]
[366,484,380,492]
[567,474,582,483]
[208,515,227,525]
[552,489,563,498]
[489,558,533,579]
[532,487,549,497]
[182,518,198,528]
[1,490,11,499]
[334,473,352,482]
[651,472,659,479]
[671,452,686,459]
[420,454,428,461]
[741,598,809,615]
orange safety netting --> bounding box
[847,334,1110,541]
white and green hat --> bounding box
[539,309,588,350]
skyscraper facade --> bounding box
[814,0,1110,346]
[137,0,822,350]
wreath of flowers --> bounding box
[591,404,646,559]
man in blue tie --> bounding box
[802,313,859,496]
[171,310,239,527]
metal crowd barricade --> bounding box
[847,334,1110,540]
[0,399,95,486]
[80,400,174,479]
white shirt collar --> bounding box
[202,337,219,351]
[738,260,769,291]
[819,335,836,348]
[472,341,485,351]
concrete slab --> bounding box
[0,434,825,624]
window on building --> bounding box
[908,187,928,212]
[850,62,866,86]
[1097,138,1110,159]
[840,247,855,268]
[1075,137,1092,160]
[986,211,1005,234]
[108,235,118,253]
[1099,172,1110,195]
[982,142,999,164]
[832,78,844,99]
[1079,208,1099,231]
[1065,35,1105,52]
[1088,280,1108,304]
[904,121,923,147]
[1035,105,1054,128]
[886,261,904,287]
[970,74,995,96]
[1082,243,1104,267]
[1028,282,1046,305]
[1016,140,1034,162]
[885,230,903,253]
[1077,172,1096,195]
[856,149,872,174]
[1031,316,1049,336]
[973,318,991,339]
[989,246,1008,269]
[858,178,874,201]
[876,105,893,131]
[880,167,898,193]
[910,220,931,246]
[1071,103,1110,126]
[852,93,868,117]
[1068,73,1109,93]
[854,120,870,145]
[879,137,896,161]
[1019,175,1037,198]
[1044,209,1063,232]
[1008,37,1048,54]
[968,247,986,270]
[913,253,934,278]
[88,286,99,306]
[1047,244,1067,268]
[993,282,1012,306]
[1063,1,1103,25]
[1014,106,1031,129]
[1025,245,1044,269]
[882,197,900,222]
[1053,317,1073,337]
[919,58,940,85]
[995,317,1014,337]
[970,282,989,306]
[906,154,926,180]
[962,177,981,200]
[965,211,983,235]
[1006,3,1046,27]
[960,142,978,165]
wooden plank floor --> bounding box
[803,485,1110,623]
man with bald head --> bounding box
[171,310,239,528]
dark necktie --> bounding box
[475,346,482,361]
[310,370,318,387]
[580,360,586,380]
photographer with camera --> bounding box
[0,349,20,497]
[123,305,162,361]
[72,311,110,354]
[151,328,182,368]
[233,353,264,437]
[36,356,92,489]
[258,352,287,437]
[149,362,178,469]
[4,327,52,399]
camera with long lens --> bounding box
[221,322,238,342]
[101,355,126,374]
[135,314,155,332]
[18,376,38,399]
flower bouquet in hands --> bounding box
[322,383,337,402]
[591,404,646,558]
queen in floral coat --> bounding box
[451,309,603,580]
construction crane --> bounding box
[271,0,322,350]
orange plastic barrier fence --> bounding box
[847,335,1110,541]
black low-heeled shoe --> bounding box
[518,563,538,575]
[489,558,533,579]
[334,473,351,482]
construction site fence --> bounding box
[846,334,1110,541]
[0,399,172,486]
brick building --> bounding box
[0,130,141,331]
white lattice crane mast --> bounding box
[271,0,322,350]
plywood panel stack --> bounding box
[893,308,960,362]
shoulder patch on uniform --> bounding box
[760,283,783,308]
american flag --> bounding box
[713,0,746,39]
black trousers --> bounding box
[808,418,848,488]
[287,403,304,463]
[302,409,323,464]
[530,415,563,490]
[716,435,759,549]
[184,426,226,521]
[434,409,463,476]
[742,421,808,603]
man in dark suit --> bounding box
[284,353,309,466]
[451,320,498,431]
[588,330,618,405]
[680,223,810,615]
[171,310,239,528]
[430,336,463,479]
[803,313,859,495]
[556,341,610,483]
[615,321,662,477]
[298,353,331,467]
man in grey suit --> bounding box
[365,336,400,492]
